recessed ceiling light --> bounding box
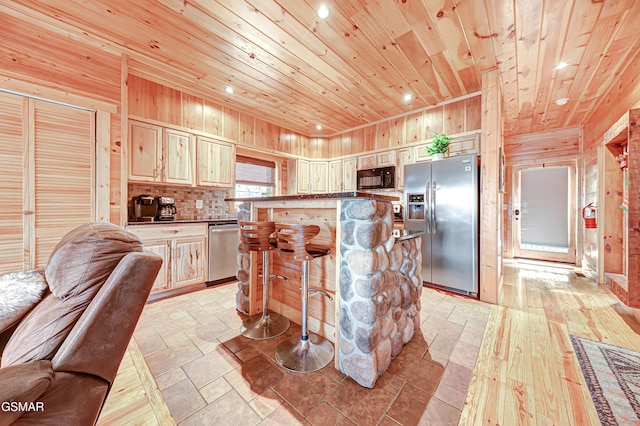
[555,97,569,105]
[317,4,330,19]
[555,62,569,70]
[403,93,413,102]
[316,124,322,130]
[225,86,234,94]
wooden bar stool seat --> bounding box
[274,223,334,373]
[239,221,289,340]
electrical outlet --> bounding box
[195,199,203,209]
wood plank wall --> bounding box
[583,49,640,150]
[127,74,311,158]
[504,126,581,163]
[502,126,582,258]
[583,157,598,273]
[128,75,481,160]
[325,95,481,158]
[0,12,123,223]
[480,69,503,304]
[581,50,640,277]
[628,108,640,307]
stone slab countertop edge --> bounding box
[126,218,238,226]
[225,191,400,202]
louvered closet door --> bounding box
[0,92,26,273]
[32,100,94,268]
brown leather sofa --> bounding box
[0,222,162,425]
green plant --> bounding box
[425,132,451,155]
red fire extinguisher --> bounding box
[583,203,597,229]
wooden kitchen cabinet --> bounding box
[377,150,396,166]
[329,159,343,192]
[396,148,413,191]
[139,239,171,293]
[129,121,195,185]
[357,153,377,169]
[329,158,356,192]
[357,150,396,170]
[287,159,327,194]
[287,158,310,193]
[129,121,162,182]
[197,136,235,187]
[127,223,208,294]
[309,161,328,193]
[414,133,480,162]
[164,128,194,185]
[173,236,207,287]
[343,157,357,191]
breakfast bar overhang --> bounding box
[226,192,424,388]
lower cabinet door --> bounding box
[172,236,206,288]
[142,239,171,293]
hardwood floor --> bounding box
[461,259,640,425]
[97,340,175,425]
[99,260,640,425]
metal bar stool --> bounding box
[239,221,290,340]
[274,223,334,373]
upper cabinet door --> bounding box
[309,161,328,193]
[197,136,235,187]
[297,159,310,193]
[164,128,194,185]
[129,121,162,182]
[396,148,413,191]
[377,150,396,166]
[342,157,357,191]
[357,153,376,170]
[328,159,343,192]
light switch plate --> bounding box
[195,199,203,209]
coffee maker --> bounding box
[156,196,177,221]
[131,195,157,222]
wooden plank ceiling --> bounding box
[3,0,640,137]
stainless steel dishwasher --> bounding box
[207,220,240,285]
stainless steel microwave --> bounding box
[357,166,396,190]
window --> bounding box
[235,155,276,199]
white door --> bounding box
[513,162,576,263]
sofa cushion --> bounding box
[45,222,143,298]
[1,223,142,366]
[0,360,54,424]
[0,270,48,333]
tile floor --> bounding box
[133,283,491,425]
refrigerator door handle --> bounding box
[432,181,437,233]
[426,181,431,233]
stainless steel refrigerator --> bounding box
[404,154,479,296]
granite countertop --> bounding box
[226,191,400,203]
[126,218,238,226]
[394,230,426,241]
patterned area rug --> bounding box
[571,335,640,425]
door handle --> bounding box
[432,181,436,233]
[426,182,431,233]
[514,209,520,220]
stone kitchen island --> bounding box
[226,192,424,388]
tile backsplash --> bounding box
[128,184,234,221]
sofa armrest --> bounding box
[0,360,53,424]
[52,251,162,383]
